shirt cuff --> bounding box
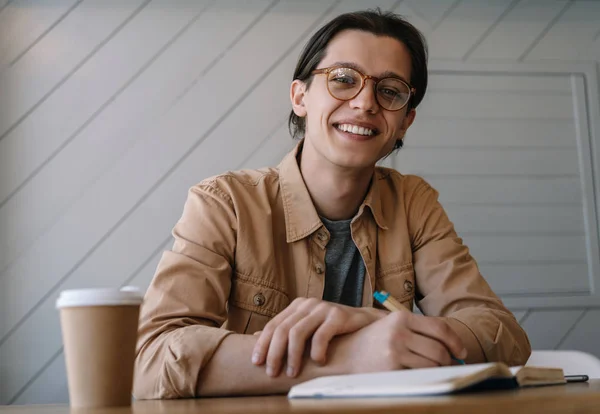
[160,326,233,398]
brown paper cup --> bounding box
[57,288,143,408]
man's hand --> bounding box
[331,311,468,373]
[251,298,385,378]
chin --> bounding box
[333,144,384,168]
[329,153,376,169]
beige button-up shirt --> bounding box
[133,142,531,399]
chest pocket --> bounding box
[226,272,290,334]
[376,262,415,311]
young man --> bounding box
[133,10,531,399]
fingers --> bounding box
[404,314,467,361]
[288,307,375,377]
[310,309,371,364]
[286,312,327,377]
[396,348,441,369]
[264,311,310,377]
[252,299,385,378]
[309,317,343,365]
[252,304,300,366]
[403,331,454,366]
[377,313,461,368]
[254,298,327,377]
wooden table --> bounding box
[1,381,599,413]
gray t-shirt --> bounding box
[320,216,366,307]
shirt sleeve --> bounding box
[407,178,532,366]
[133,183,236,399]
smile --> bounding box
[335,123,377,136]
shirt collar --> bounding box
[278,140,389,243]
[361,167,389,231]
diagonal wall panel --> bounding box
[0,0,215,276]
[402,0,462,30]
[0,0,148,139]
[558,310,600,354]
[524,0,600,60]
[0,0,80,73]
[0,0,10,13]
[0,0,270,322]
[520,310,586,350]
[12,351,67,405]
[242,121,295,170]
[427,0,514,59]
[511,311,529,324]
[468,0,569,60]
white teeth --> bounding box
[336,123,374,136]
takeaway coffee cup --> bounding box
[56,287,143,408]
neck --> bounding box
[299,141,374,221]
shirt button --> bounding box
[404,280,413,293]
[253,293,265,306]
[317,232,326,241]
[315,264,324,274]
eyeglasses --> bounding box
[311,66,415,111]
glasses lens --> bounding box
[327,67,362,100]
[376,78,411,110]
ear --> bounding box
[397,108,416,139]
[290,79,307,117]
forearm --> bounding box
[196,333,350,397]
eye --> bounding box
[331,74,356,85]
[378,87,401,100]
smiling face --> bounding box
[291,29,416,170]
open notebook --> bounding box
[288,363,565,399]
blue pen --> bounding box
[373,290,466,365]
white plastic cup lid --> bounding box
[56,287,143,308]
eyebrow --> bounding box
[330,61,410,84]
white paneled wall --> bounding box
[393,63,600,302]
[1,0,600,405]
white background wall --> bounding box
[1,0,600,405]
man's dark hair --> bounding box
[288,9,428,150]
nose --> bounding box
[349,79,379,113]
